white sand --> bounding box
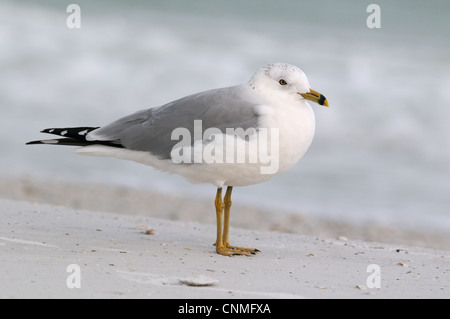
[2,176,450,250]
[1,198,449,299]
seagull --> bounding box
[27,63,329,256]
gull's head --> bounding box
[249,63,329,107]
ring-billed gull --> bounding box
[27,63,329,256]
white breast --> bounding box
[256,100,315,175]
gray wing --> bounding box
[88,85,260,159]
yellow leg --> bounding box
[222,186,232,247]
[215,186,260,256]
[214,187,224,249]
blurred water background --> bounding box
[1,0,449,234]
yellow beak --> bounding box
[299,88,329,107]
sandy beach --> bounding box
[1,176,449,251]
[2,0,450,301]
[1,177,449,299]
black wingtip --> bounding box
[27,126,123,148]
[26,139,60,145]
[40,127,100,138]
[41,128,59,134]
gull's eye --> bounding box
[279,79,287,86]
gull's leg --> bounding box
[214,187,224,250]
[215,187,236,256]
[222,186,260,255]
[222,186,232,247]
[222,186,233,247]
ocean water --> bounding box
[1,0,449,234]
